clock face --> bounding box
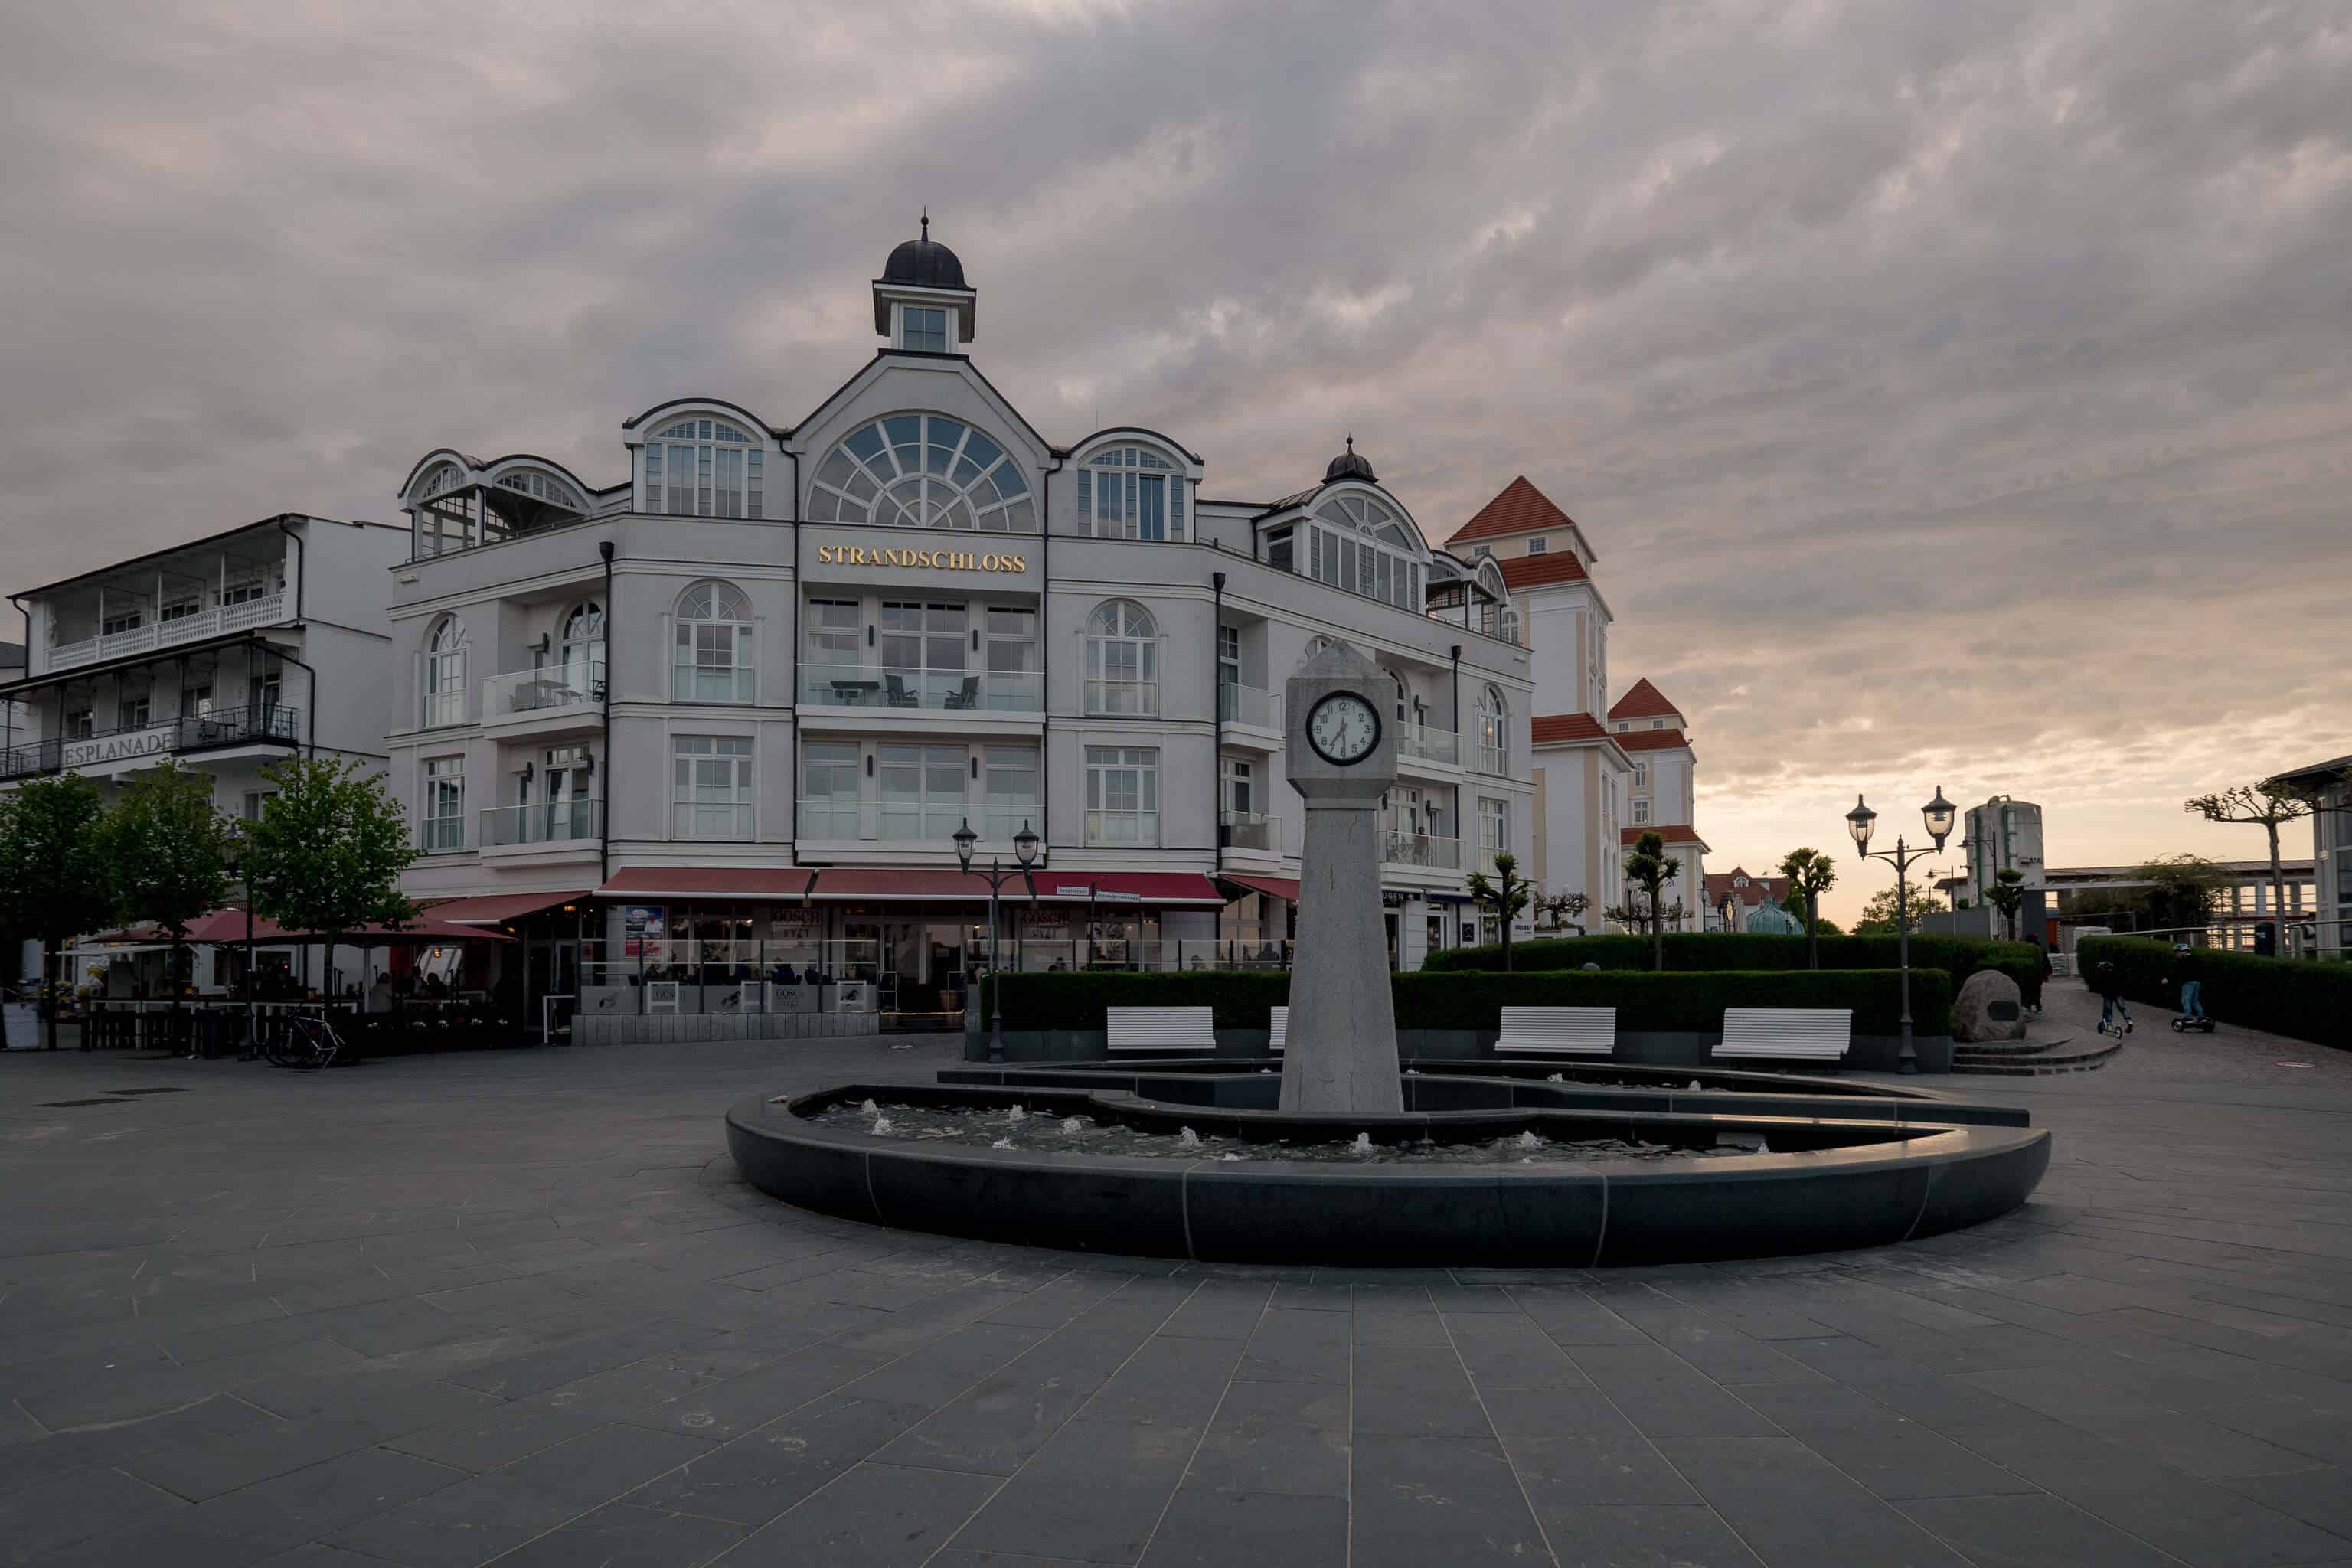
[1306,691,1381,766]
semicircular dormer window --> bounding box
[1303,492,1421,612]
[645,416,764,518]
[806,413,1034,532]
[1078,445,1185,541]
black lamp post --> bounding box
[1847,786,1955,1074]
[224,824,259,1061]
[954,815,1039,1065]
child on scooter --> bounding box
[2092,959,2132,1036]
[2167,942,2211,1031]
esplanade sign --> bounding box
[61,726,175,769]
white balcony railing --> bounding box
[1398,724,1461,766]
[479,800,602,847]
[1383,830,1461,870]
[1220,810,1281,853]
[799,662,1041,713]
[483,659,603,721]
[1217,682,1280,728]
[671,802,754,841]
[1086,808,1161,847]
[1085,678,1159,717]
[44,590,289,674]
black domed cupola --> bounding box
[1323,435,1377,485]
[874,211,978,349]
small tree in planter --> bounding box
[100,760,233,1034]
[1465,852,1531,972]
[1777,847,1838,969]
[1983,867,2027,941]
[0,774,116,1049]
[1621,831,1681,972]
[243,757,419,999]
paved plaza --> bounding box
[4,979,2351,1567]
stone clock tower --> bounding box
[1281,641,1403,1114]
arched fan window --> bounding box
[674,580,753,702]
[806,413,1034,531]
[1084,599,1158,716]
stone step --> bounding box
[1953,1038,2121,1075]
[1952,1037,2066,1057]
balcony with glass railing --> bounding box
[799,663,1041,713]
[1382,829,1461,870]
[671,802,754,841]
[1219,810,1281,853]
[1396,724,1461,767]
[1086,808,1161,848]
[479,799,602,848]
[482,658,603,724]
[1217,682,1280,729]
[673,665,753,704]
[1084,678,1159,717]
[796,801,1038,844]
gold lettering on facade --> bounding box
[810,542,1027,573]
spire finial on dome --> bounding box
[1345,433,1354,452]
[920,208,929,240]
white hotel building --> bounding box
[385,227,1536,1011]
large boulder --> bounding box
[1952,969,2026,1043]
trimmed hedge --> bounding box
[983,968,1952,1040]
[2076,936,2350,1050]
[1426,931,2040,1006]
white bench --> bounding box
[1713,1008,1850,1061]
[1106,1005,1217,1054]
[1269,1007,1288,1053]
[1494,1006,1617,1056]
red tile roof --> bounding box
[1609,678,1679,720]
[1449,475,1582,547]
[1497,552,1589,589]
[1613,727,1688,753]
[1704,870,1792,906]
[1622,825,1706,846]
[1530,713,1608,744]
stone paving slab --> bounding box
[3,989,2350,1566]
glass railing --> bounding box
[799,662,1041,712]
[422,689,469,728]
[482,659,603,720]
[421,816,466,854]
[1397,724,1461,766]
[1085,678,1159,717]
[1085,809,1161,847]
[479,800,602,847]
[672,665,753,704]
[1220,810,1280,852]
[1474,741,1509,776]
[671,802,754,841]
[1383,830,1461,870]
[1217,682,1280,728]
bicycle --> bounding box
[266,1012,345,1070]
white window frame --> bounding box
[1077,445,1185,542]
[983,606,1039,710]
[1086,746,1159,847]
[1084,599,1159,715]
[1526,537,1547,555]
[1633,799,1651,824]
[982,745,1040,839]
[422,756,465,853]
[876,742,966,841]
[643,416,765,519]
[901,305,949,352]
[423,616,466,728]
[879,599,968,706]
[1221,755,1254,816]
[671,735,754,839]
[806,413,1034,532]
[674,580,753,702]
[799,740,861,839]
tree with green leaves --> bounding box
[1621,831,1681,971]
[1466,852,1530,972]
[1776,848,1838,969]
[2185,779,2331,931]
[99,759,233,1022]
[1982,867,2027,941]
[1852,880,1945,935]
[0,774,116,1049]
[2131,854,2224,933]
[1534,888,1590,936]
[242,757,419,995]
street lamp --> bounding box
[1847,786,1955,1074]
[955,816,1040,1065]
[223,823,259,1061]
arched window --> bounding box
[494,469,586,514]
[1084,599,1158,716]
[674,580,753,702]
[547,602,604,698]
[1306,492,1422,610]
[423,617,467,727]
[806,413,1034,531]
[645,416,765,518]
[1476,684,1507,774]
[1078,444,1185,541]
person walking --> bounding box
[2092,958,2133,1036]
[2024,934,2052,1014]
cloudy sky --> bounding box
[7,1,2346,920]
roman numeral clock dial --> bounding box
[1306,691,1380,766]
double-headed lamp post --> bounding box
[223,823,259,1061]
[953,816,1040,1066]
[1846,786,1956,1075]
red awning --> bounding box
[596,867,819,900]
[426,890,592,926]
[85,907,511,945]
[1220,874,1300,903]
[809,869,995,901]
[1026,874,1229,906]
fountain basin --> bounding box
[727,1082,2050,1266]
